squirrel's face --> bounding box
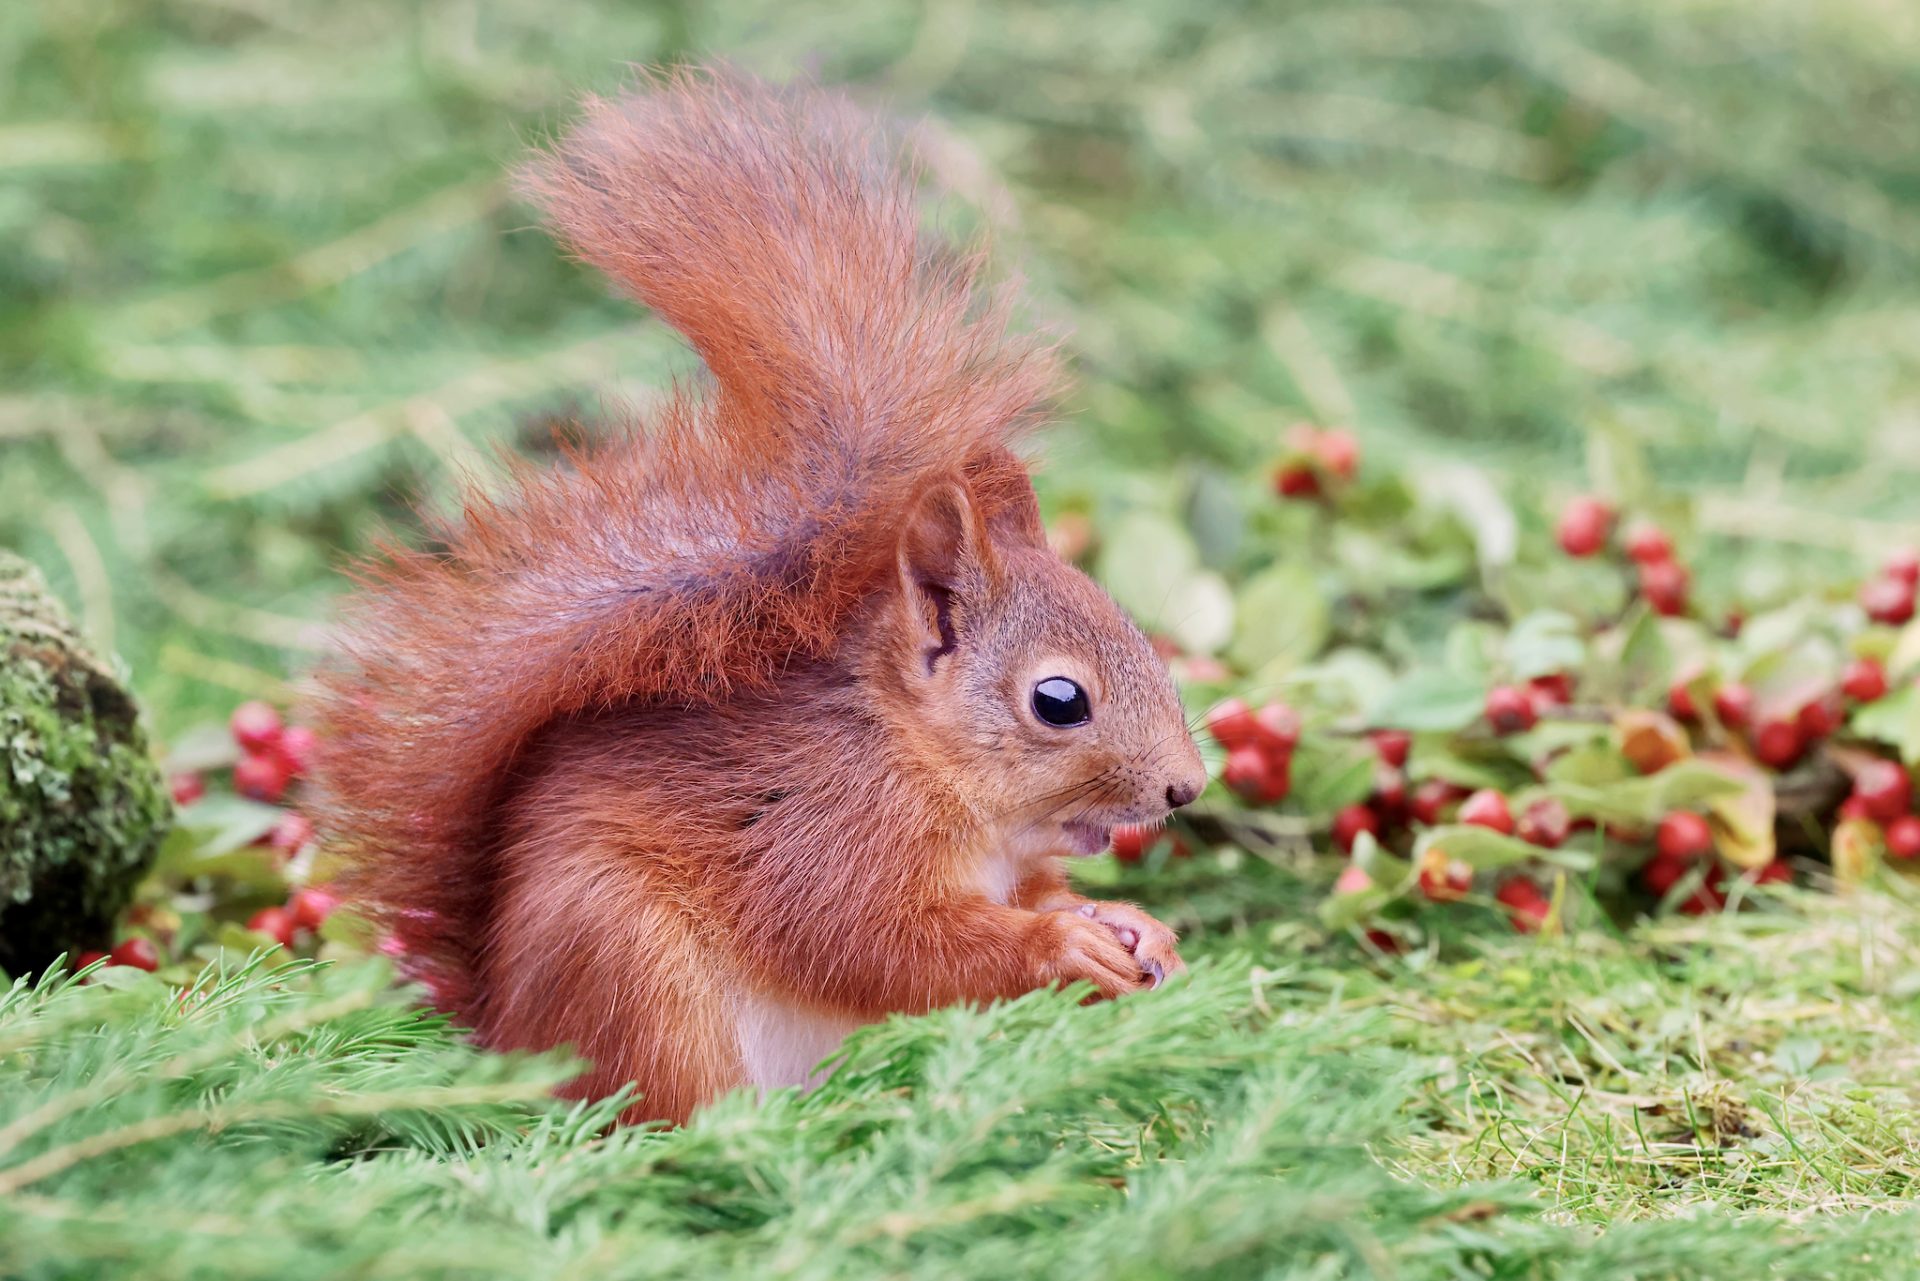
[885,478,1207,855]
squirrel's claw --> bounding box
[1072,899,1181,991]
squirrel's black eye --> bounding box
[1031,677,1091,727]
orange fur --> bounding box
[310,68,1205,1125]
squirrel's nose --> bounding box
[1165,778,1202,810]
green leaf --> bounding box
[175,794,285,856]
[1413,824,1542,872]
[1600,604,1672,704]
[1369,668,1486,732]
[1417,464,1516,572]
[1162,571,1236,656]
[1290,736,1377,815]
[1545,743,1634,789]
[1094,510,1200,632]
[1290,647,1396,717]
[1852,684,1920,765]
[1228,561,1328,676]
[162,722,240,774]
[1548,758,1747,827]
[1444,623,1501,683]
[1503,611,1585,680]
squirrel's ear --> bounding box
[895,481,1000,673]
[966,447,1048,550]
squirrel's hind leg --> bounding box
[481,829,743,1126]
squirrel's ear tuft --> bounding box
[895,481,999,673]
[966,448,1048,551]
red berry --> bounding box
[1853,759,1912,822]
[169,772,206,806]
[1495,878,1550,933]
[233,752,291,803]
[276,725,319,778]
[1886,815,1920,860]
[1370,730,1412,769]
[1556,496,1612,558]
[1713,683,1754,729]
[1656,811,1714,861]
[268,812,315,857]
[1333,865,1374,895]
[1110,824,1149,863]
[1667,680,1699,721]
[1274,463,1320,499]
[1205,699,1259,749]
[1418,857,1473,902]
[1265,756,1294,805]
[1639,855,1690,898]
[1458,788,1514,835]
[1843,657,1890,704]
[109,937,159,972]
[1331,803,1382,853]
[1362,928,1405,955]
[1410,779,1463,826]
[1796,693,1843,742]
[1315,429,1360,480]
[1518,797,1571,849]
[289,886,340,932]
[1754,859,1793,885]
[1250,702,1302,757]
[1861,575,1917,626]
[1624,522,1673,565]
[247,907,296,948]
[1885,547,1920,586]
[1371,763,1409,819]
[1839,795,1875,823]
[229,700,284,754]
[1485,686,1537,735]
[1753,719,1806,770]
[1527,673,1575,711]
[1223,744,1288,804]
[1637,558,1689,616]
[75,949,109,972]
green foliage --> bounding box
[0,551,170,974]
[0,955,1527,1280]
[10,908,1920,1279]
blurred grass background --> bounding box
[5,0,1920,735]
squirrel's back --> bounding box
[309,68,1059,1011]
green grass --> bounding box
[8,0,1920,1273]
[7,880,1920,1277]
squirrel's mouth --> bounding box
[1060,821,1113,857]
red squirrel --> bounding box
[311,68,1207,1126]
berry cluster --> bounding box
[1557,496,1695,617]
[172,700,321,856]
[1859,548,1918,626]
[1206,697,1301,804]
[1841,757,1920,860]
[82,700,343,981]
[1271,425,1361,499]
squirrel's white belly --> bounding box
[732,990,863,1092]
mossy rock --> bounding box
[1,551,170,975]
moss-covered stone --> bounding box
[1,551,170,975]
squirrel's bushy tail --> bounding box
[310,68,1058,1008]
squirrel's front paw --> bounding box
[1029,912,1149,1000]
[1073,900,1183,988]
